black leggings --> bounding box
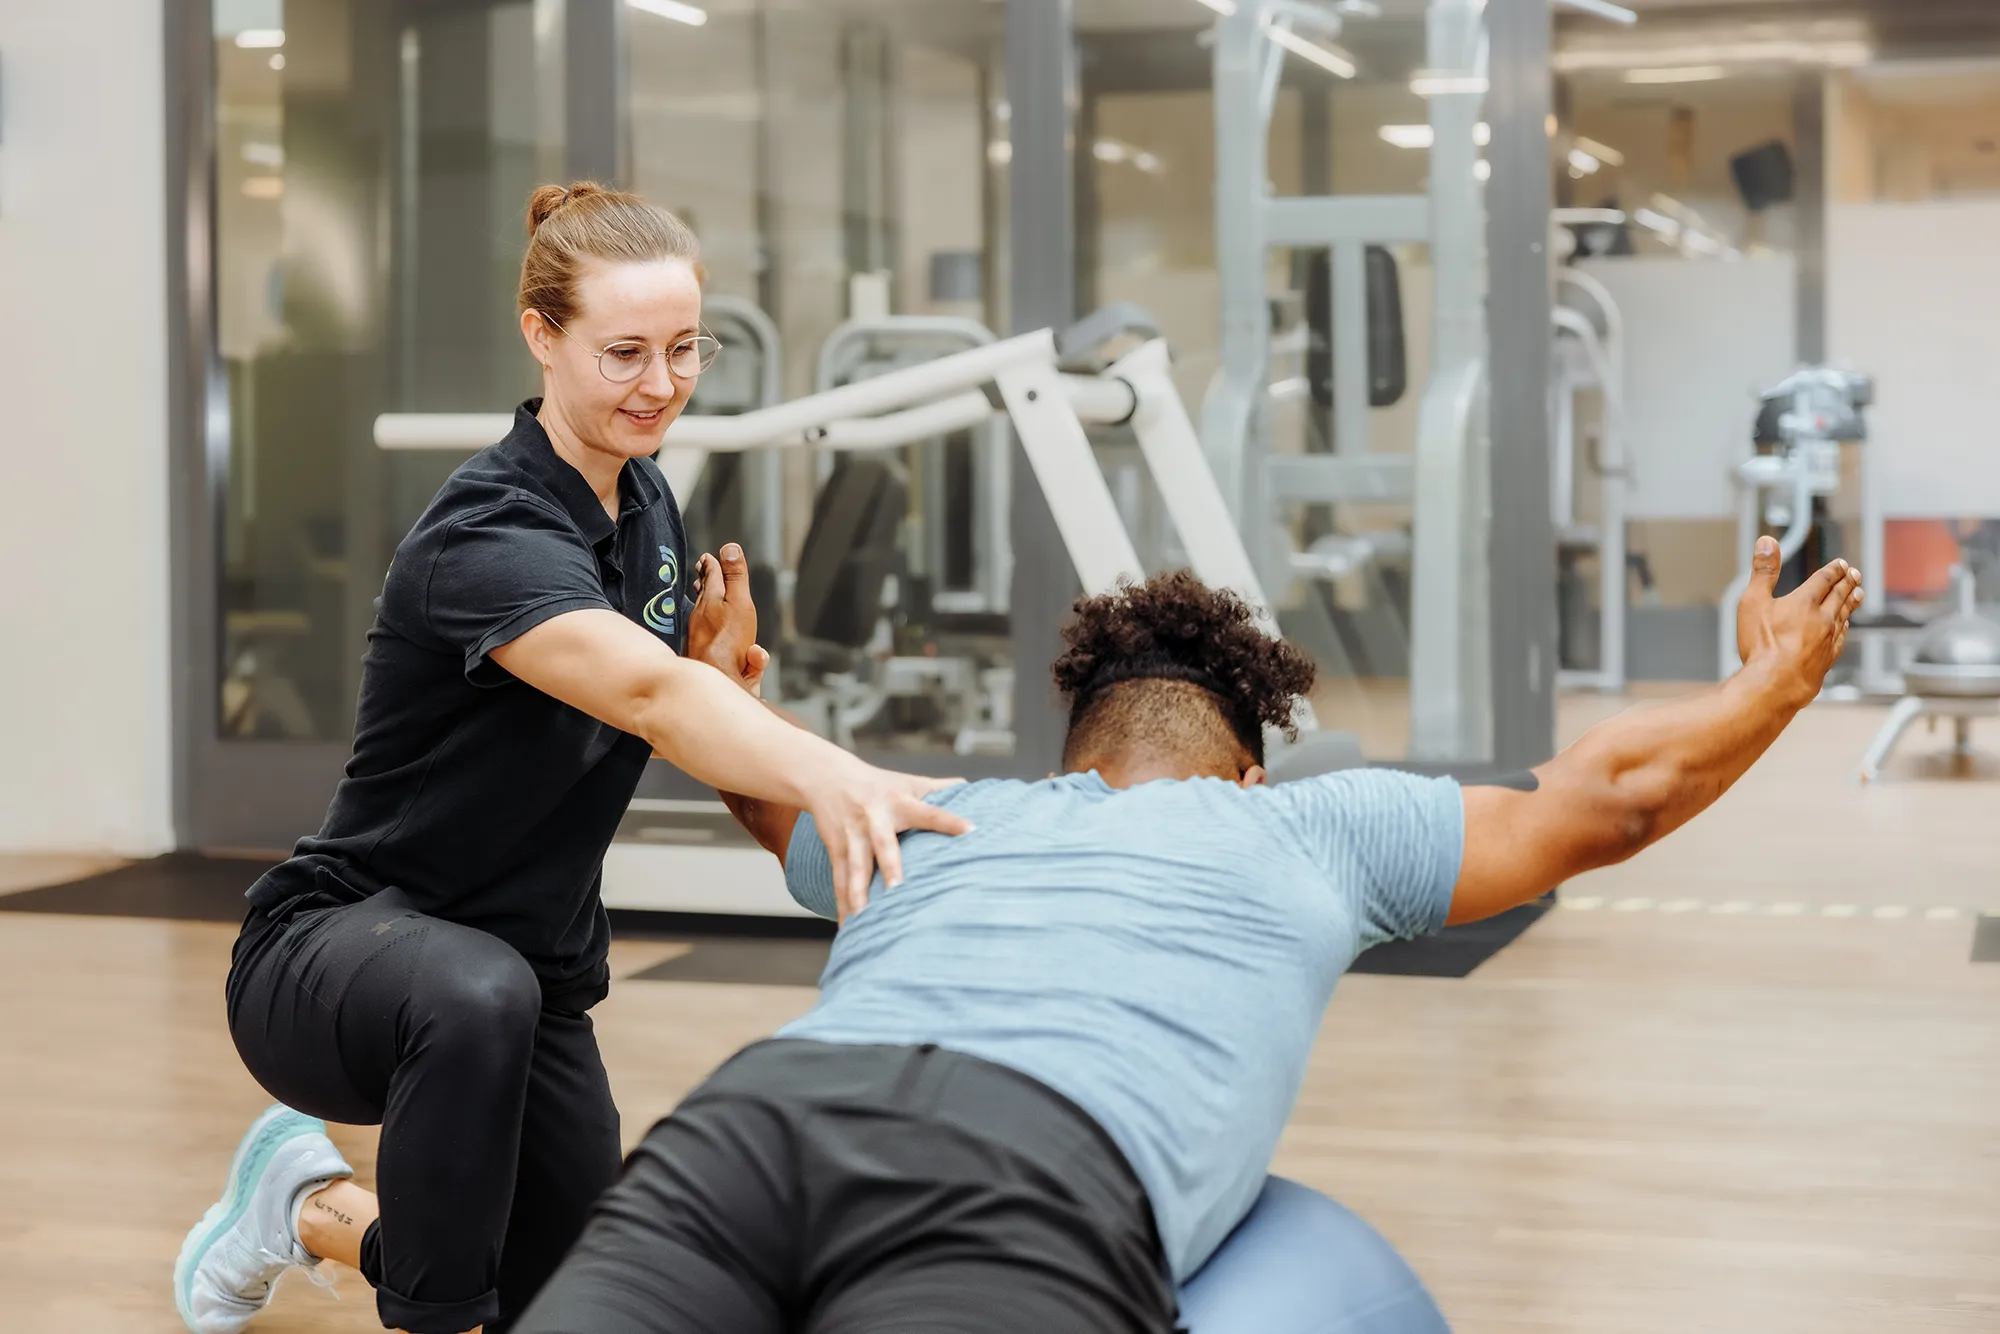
[227,889,622,1334]
[515,1040,1183,1334]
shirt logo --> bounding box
[643,545,679,635]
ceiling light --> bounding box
[1411,72,1488,96]
[268,53,285,71]
[627,0,708,27]
[1632,207,1680,238]
[987,140,1013,166]
[1568,148,1602,175]
[241,176,284,200]
[1264,24,1357,79]
[234,28,284,49]
[1132,150,1165,174]
[1474,159,1492,182]
[1378,123,1492,149]
[1561,39,1871,76]
[241,142,285,168]
[1622,65,1727,84]
[1556,0,1636,24]
[1572,134,1623,167]
[1188,1,1357,78]
[1093,139,1128,164]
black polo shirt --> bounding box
[245,401,689,1009]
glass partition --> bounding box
[1074,0,1481,762]
[630,0,1013,761]
[212,0,562,742]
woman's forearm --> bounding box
[634,657,848,806]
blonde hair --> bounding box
[516,181,703,327]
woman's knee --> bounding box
[406,928,543,1064]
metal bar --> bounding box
[1558,268,1628,692]
[1264,194,1429,247]
[993,361,1143,597]
[1485,0,1557,770]
[165,0,216,847]
[1793,73,1827,363]
[1199,3,1269,521]
[1005,0,1078,777]
[1114,340,1273,624]
[1265,454,1416,503]
[375,330,1058,452]
[374,363,1136,456]
[565,0,627,184]
[1331,241,1370,456]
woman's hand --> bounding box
[687,543,768,695]
[799,757,972,921]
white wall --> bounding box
[1829,198,2000,518]
[1577,254,1798,520]
[0,1,175,854]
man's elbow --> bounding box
[1587,771,1672,865]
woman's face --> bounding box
[524,256,704,463]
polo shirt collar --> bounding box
[508,400,660,544]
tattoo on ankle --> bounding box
[311,1198,356,1228]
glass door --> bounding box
[184,0,564,847]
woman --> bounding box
[175,182,967,1334]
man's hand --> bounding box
[1735,536,1866,703]
[687,542,769,696]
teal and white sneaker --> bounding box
[174,1104,353,1333]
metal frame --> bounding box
[811,316,1013,616]
[1551,265,1627,693]
[1201,0,1499,764]
[1004,0,1079,778]
[376,328,1345,748]
[1484,0,1557,771]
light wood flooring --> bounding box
[2,693,1997,1333]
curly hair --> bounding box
[1051,571,1317,768]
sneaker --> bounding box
[174,1104,354,1333]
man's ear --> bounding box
[1239,764,1268,789]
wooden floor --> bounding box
[3,694,1999,1333]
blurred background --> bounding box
[2,1,1998,1330]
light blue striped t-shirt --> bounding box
[777,767,1465,1281]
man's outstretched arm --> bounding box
[1448,539,1864,926]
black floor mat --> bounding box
[616,899,1552,987]
[3,856,1551,983]
[0,853,277,922]
[1975,913,2000,964]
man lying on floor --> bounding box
[517,541,1862,1334]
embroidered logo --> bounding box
[643,545,679,634]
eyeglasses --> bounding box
[537,312,722,384]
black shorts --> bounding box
[514,1039,1184,1334]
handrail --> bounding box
[374,329,1059,454]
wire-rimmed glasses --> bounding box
[537,312,721,383]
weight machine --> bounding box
[375,318,1362,774]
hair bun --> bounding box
[525,181,614,237]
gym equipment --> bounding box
[814,318,1013,617]
[1204,0,1490,761]
[678,295,785,574]
[1857,563,2000,782]
[1550,263,1628,693]
[1718,366,1874,680]
[1177,1177,1449,1334]
[372,313,1355,769]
